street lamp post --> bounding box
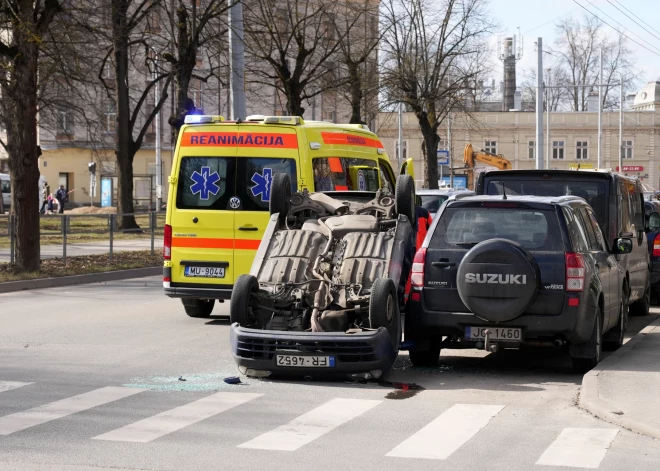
[151,48,162,211]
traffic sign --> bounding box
[437,150,450,166]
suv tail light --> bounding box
[565,252,585,292]
[164,224,172,260]
[411,248,427,287]
[653,234,660,257]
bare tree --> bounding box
[242,0,346,116]
[0,0,62,271]
[381,0,494,189]
[521,66,571,111]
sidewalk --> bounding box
[580,316,660,439]
[0,239,154,263]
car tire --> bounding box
[603,295,628,351]
[395,174,415,228]
[369,278,401,351]
[182,299,214,318]
[230,274,259,326]
[630,278,651,316]
[269,173,291,219]
[409,344,441,367]
[571,306,602,374]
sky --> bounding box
[487,0,660,90]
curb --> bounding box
[579,316,660,440]
[0,267,161,294]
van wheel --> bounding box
[230,275,259,326]
[369,278,401,351]
[603,295,628,351]
[630,279,650,316]
[269,173,291,219]
[395,174,415,229]
[182,299,214,318]
[409,343,441,367]
[571,306,602,374]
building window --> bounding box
[438,138,447,151]
[528,140,535,159]
[105,102,116,133]
[552,140,565,160]
[395,140,408,160]
[190,79,202,109]
[103,61,114,80]
[484,140,497,154]
[57,108,74,134]
[622,140,633,159]
[576,141,588,160]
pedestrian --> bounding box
[56,184,70,214]
[47,193,57,214]
[40,182,49,214]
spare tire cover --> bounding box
[456,238,541,322]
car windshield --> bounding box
[486,180,607,229]
[313,158,379,191]
[420,194,449,214]
[431,206,564,251]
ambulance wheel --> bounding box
[230,275,259,326]
[269,173,291,219]
[182,299,214,318]
[395,174,415,228]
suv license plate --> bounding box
[276,355,335,367]
[465,327,522,341]
[184,266,225,278]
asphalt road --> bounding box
[0,276,658,471]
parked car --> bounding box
[407,195,632,373]
[644,200,660,301]
[477,169,650,316]
[229,173,417,379]
[417,188,474,218]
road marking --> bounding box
[94,392,262,442]
[0,381,32,394]
[0,386,145,436]
[386,403,505,460]
[237,398,382,451]
[536,428,619,468]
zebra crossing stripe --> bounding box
[386,403,505,460]
[93,392,262,442]
[237,398,382,451]
[0,386,145,436]
[535,428,619,468]
[0,381,32,394]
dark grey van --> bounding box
[477,170,650,315]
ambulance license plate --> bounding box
[276,355,335,367]
[184,266,225,278]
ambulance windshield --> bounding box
[313,158,379,192]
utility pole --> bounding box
[597,49,603,168]
[619,73,624,174]
[154,54,162,210]
[397,103,403,168]
[535,38,544,170]
[228,0,247,120]
[448,112,454,188]
[546,68,551,168]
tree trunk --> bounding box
[6,37,41,270]
[113,0,138,230]
[169,4,198,138]
[285,81,305,116]
[416,113,439,190]
[347,62,363,124]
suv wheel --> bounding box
[603,295,628,351]
[571,307,602,374]
[230,275,259,326]
[409,343,441,367]
[630,279,651,316]
[182,299,214,318]
[369,278,401,351]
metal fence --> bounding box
[0,212,165,265]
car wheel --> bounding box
[630,279,651,316]
[395,174,415,229]
[182,299,214,318]
[269,173,291,219]
[409,343,441,367]
[230,274,259,326]
[603,295,628,351]
[571,306,602,374]
[369,278,401,351]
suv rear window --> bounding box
[485,180,607,228]
[313,158,379,191]
[431,206,564,251]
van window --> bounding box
[486,180,607,229]
[313,158,379,191]
[237,158,297,211]
[431,207,563,251]
[0,179,9,194]
[420,195,449,214]
[177,157,235,210]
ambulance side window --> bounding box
[176,157,235,210]
[238,158,297,212]
[378,162,395,192]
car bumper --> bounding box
[230,324,396,378]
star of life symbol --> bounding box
[190,166,221,200]
[251,168,273,202]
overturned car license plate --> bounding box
[184,266,225,278]
[465,327,522,341]
[276,355,336,367]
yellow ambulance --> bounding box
[163,114,413,318]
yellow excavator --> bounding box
[463,143,512,189]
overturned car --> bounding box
[229,173,417,379]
